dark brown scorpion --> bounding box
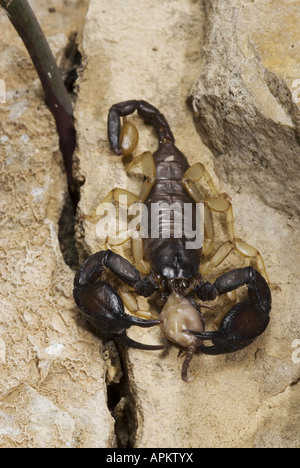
[73,100,272,381]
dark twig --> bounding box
[0,0,78,203]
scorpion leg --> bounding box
[96,186,154,275]
[126,150,156,201]
[205,198,235,241]
[127,150,156,274]
[200,198,234,257]
[181,160,269,280]
[200,197,235,258]
[182,163,229,256]
[95,188,139,248]
[118,286,156,320]
[108,100,175,154]
[182,166,257,270]
[126,150,156,273]
[132,236,151,275]
[100,149,155,273]
[190,266,271,355]
[73,250,164,350]
[193,195,268,282]
[234,238,269,282]
[200,237,269,283]
[182,162,219,198]
[100,187,139,206]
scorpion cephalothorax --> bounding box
[74,100,271,382]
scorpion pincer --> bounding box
[74,100,272,382]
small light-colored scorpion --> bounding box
[74,100,271,382]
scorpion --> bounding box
[73,100,272,382]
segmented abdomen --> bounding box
[142,143,202,279]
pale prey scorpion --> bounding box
[74,100,271,381]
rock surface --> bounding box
[1,0,299,449]
[0,0,115,448]
[191,0,300,216]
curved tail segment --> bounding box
[108,100,175,155]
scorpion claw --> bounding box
[187,267,271,355]
[122,315,165,349]
[73,274,163,350]
[126,316,163,328]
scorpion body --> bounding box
[144,142,201,283]
[109,101,202,286]
[74,100,272,381]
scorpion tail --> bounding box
[108,100,175,155]
[137,100,175,146]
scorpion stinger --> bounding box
[74,100,272,382]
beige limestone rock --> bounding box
[190,0,300,217]
[0,0,115,448]
[75,0,300,448]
